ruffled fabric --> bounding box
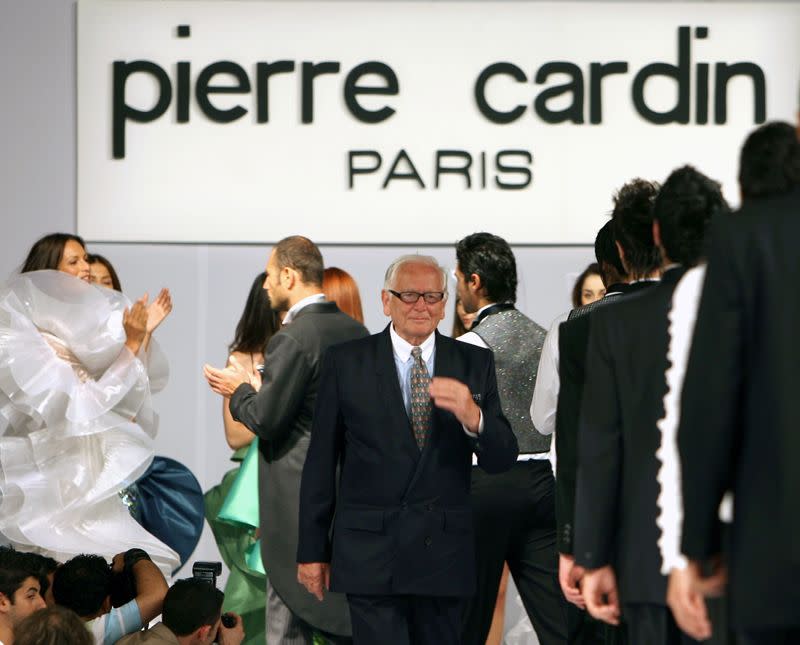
[218,439,264,575]
[143,338,169,395]
[655,266,706,574]
[130,456,205,572]
[205,442,266,644]
[0,271,178,575]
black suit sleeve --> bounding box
[297,348,344,563]
[574,310,622,569]
[473,351,519,474]
[229,332,312,443]
[554,320,584,555]
[679,219,743,559]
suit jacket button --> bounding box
[424,536,432,547]
[426,504,434,511]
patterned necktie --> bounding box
[409,346,432,450]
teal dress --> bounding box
[204,441,265,644]
[206,441,331,645]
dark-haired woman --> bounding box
[205,272,280,644]
[88,253,122,291]
[0,233,179,575]
[20,232,91,280]
[571,262,606,309]
[451,297,476,337]
[86,252,172,384]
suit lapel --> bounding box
[431,330,458,432]
[375,326,421,461]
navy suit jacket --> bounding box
[297,326,518,597]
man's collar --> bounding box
[283,293,326,325]
[604,283,628,296]
[389,324,435,363]
[660,264,686,284]
[470,302,515,330]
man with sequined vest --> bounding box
[455,232,569,645]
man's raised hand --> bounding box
[429,377,481,433]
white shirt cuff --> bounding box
[462,408,484,437]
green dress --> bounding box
[204,441,265,644]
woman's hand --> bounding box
[123,297,148,355]
[146,288,173,333]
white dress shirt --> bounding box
[655,265,732,574]
[282,293,326,325]
[457,303,495,348]
[390,324,483,437]
[530,311,569,437]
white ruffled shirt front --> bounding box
[656,265,733,574]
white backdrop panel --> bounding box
[77,1,800,244]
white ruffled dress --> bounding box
[0,270,178,575]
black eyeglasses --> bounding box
[388,290,446,304]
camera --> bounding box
[110,548,152,608]
[192,562,235,640]
[192,561,222,587]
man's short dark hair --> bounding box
[18,552,58,599]
[274,236,324,287]
[52,555,111,618]
[14,605,92,645]
[162,579,224,637]
[455,232,517,304]
[611,178,661,276]
[739,121,800,200]
[654,166,729,268]
[593,219,625,282]
[0,548,38,602]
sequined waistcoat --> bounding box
[473,309,549,454]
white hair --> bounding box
[383,254,448,295]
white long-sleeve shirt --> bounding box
[530,312,569,439]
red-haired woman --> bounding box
[322,266,364,324]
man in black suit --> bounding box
[573,167,728,644]
[555,179,662,640]
[677,122,800,644]
[204,236,368,645]
[296,254,518,645]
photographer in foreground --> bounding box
[52,548,167,645]
[117,578,244,645]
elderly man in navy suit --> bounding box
[296,254,518,645]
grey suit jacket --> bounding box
[116,623,177,644]
[230,301,368,636]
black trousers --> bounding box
[624,604,702,645]
[461,460,568,645]
[567,604,628,645]
[347,593,464,645]
[738,628,800,645]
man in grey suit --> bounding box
[204,236,368,644]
